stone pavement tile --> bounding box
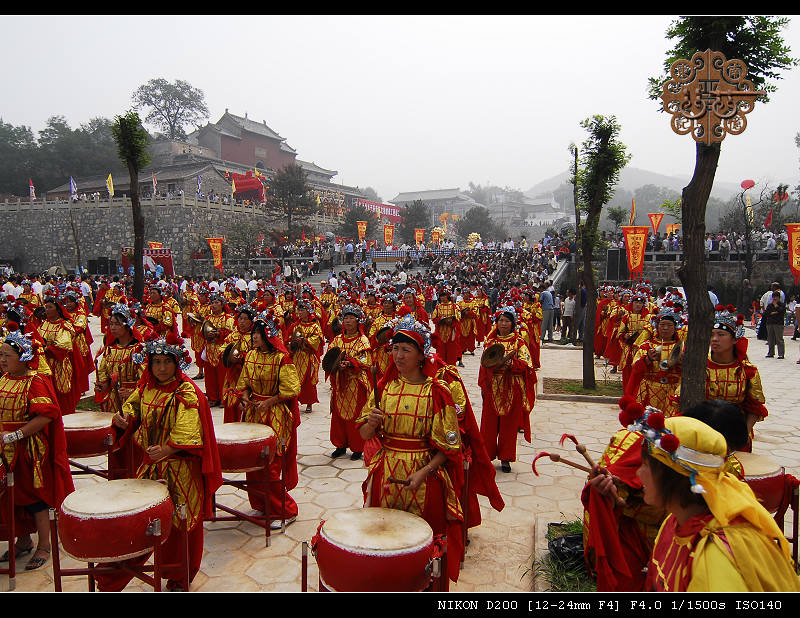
[315,491,363,509]
[241,532,297,558]
[298,454,334,467]
[195,574,261,591]
[305,477,349,493]
[245,555,301,585]
[303,465,342,479]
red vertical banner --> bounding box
[786,223,800,285]
[356,221,367,241]
[647,212,664,236]
[206,237,224,272]
[383,225,394,247]
[431,229,441,245]
[414,228,425,246]
[621,226,649,280]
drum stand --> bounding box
[208,440,287,547]
[67,436,118,480]
[461,459,470,566]
[0,463,17,591]
[49,505,189,592]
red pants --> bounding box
[330,413,365,453]
[245,454,298,520]
[204,362,227,402]
[480,406,522,462]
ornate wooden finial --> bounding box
[661,49,765,145]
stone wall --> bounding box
[0,196,340,276]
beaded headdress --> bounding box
[4,330,35,362]
[713,304,745,339]
[390,313,432,356]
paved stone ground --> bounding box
[3,314,797,592]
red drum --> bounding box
[215,422,277,472]
[734,451,786,513]
[313,507,435,591]
[63,411,115,458]
[58,479,174,562]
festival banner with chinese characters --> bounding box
[414,228,425,246]
[785,224,800,285]
[383,225,394,247]
[206,237,224,272]
[621,226,649,280]
[666,223,680,235]
[148,241,163,249]
[431,229,441,245]
[356,221,367,241]
[648,213,664,236]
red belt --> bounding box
[382,435,430,453]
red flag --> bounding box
[764,209,773,228]
[29,178,35,200]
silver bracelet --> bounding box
[3,430,23,444]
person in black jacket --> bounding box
[763,291,786,359]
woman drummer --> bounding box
[288,300,324,415]
[0,330,73,570]
[478,305,536,473]
[357,314,464,586]
[327,304,371,460]
[630,409,800,591]
[101,333,221,591]
[236,312,301,529]
[220,304,255,423]
[37,296,81,415]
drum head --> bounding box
[215,422,275,444]
[62,411,115,430]
[61,479,170,517]
[322,347,345,373]
[481,343,506,368]
[322,507,432,554]
[733,451,784,478]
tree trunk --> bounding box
[129,162,145,302]
[678,141,720,412]
[581,208,602,390]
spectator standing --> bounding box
[540,284,555,343]
[763,291,786,359]
[561,289,576,344]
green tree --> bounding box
[455,206,503,240]
[648,16,796,411]
[361,186,382,203]
[397,199,431,244]
[132,78,210,140]
[576,115,631,389]
[606,206,629,234]
[337,204,379,242]
[111,111,151,301]
[266,163,319,242]
[0,119,37,196]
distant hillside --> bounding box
[525,167,741,200]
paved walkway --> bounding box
[3,320,797,592]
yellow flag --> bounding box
[231,178,236,197]
[106,173,114,197]
[629,199,636,225]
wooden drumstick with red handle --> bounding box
[532,452,592,475]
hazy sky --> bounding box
[3,15,799,200]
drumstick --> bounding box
[532,451,591,475]
[560,433,597,469]
[386,477,411,486]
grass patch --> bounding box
[75,396,102,411]
[543,378,622,397]
[531,518,597,592]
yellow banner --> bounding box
[431,229,441,245]
[786,224,800,285]
[383,225,394,247]
[622,226,649,280]
[648,212,664,236]
[206,237,224,272]
[356,221,367,241]
[414,228,425,245]
[148,241,163,249]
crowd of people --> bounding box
[0,229,798,593]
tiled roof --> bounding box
[390,189,474,203]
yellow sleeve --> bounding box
[236,352,254,391]
[429,389,461,454]
[356,390,377,426]
[168,384,203,448]
[515,341,533,369]
[278,360,301,399]
[687,537,748,592]
[97,352,110,384]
